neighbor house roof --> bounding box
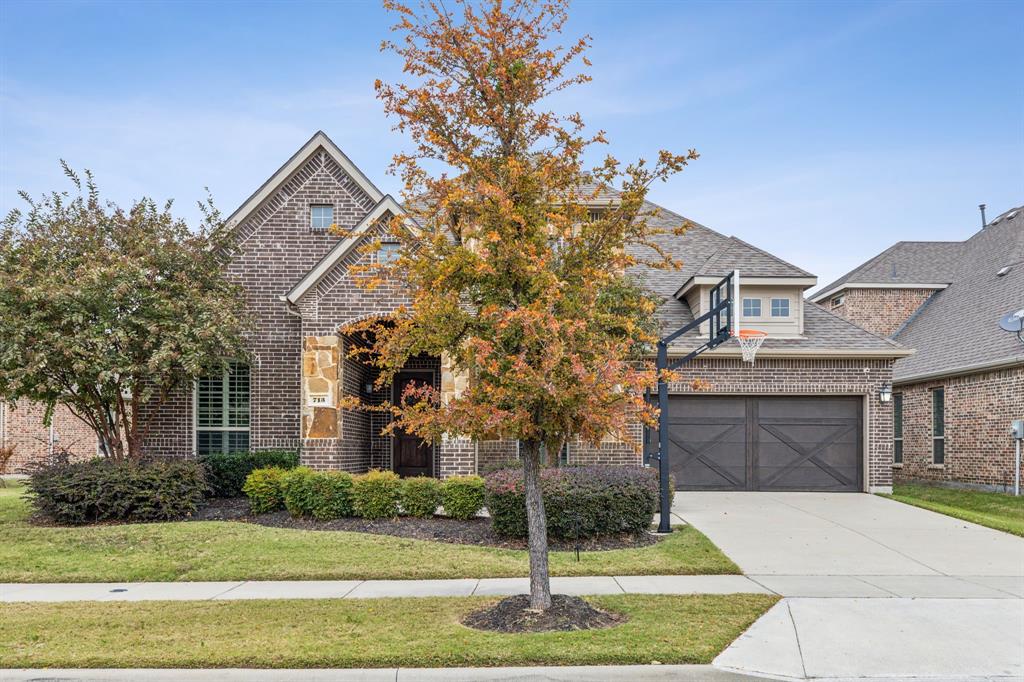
[891,206,1024,382]
[810,241,964,303]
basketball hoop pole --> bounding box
[652,269,738,533]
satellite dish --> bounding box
[1000,309,1024,346]
[999,309,1024,332]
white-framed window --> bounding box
[931,388,945,464]
[742,298,761,317]
[195,362,250,455]
[377,241,401,263]
[831,294,845,308]
[771,298,791,317]
[893,393,903,464]
[310,205,334,230]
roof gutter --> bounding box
[659,347,914,360]
[894,356,1024,385]
[809,282,950,304]
[675,276,818,300]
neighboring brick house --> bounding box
[0,399,97,473]
[141,131,909,492]
[811,206,1024,491]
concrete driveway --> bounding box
[673,492,1024,680]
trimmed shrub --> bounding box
[26,458,208,525]
[441,475,486,520]
[484,466,658,539]
[352,469,401,520]
[280,467,318,518]
[400,476,442,518]
[242,467,288,514]
[309,471,354,520]
[201,450,299,498]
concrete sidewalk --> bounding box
[714,597,1024,680]
[5,572,1023,602]
[0,575,766,602]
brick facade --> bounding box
[893,366,1023,491]
[824,288,936,338]
[0,399,97,473]
[138,138,897,491]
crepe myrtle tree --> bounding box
[0,163,249,460]
[340,0,698,610]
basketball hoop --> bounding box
[736,329,767,363]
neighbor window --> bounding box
[771,298,791,317]
[742,298,761,317]
[195,362,250,455]
[831,294,845,308]
[893,393,903,464]
[377,241,401,263]
[310,205,334,230]
[931,388,945,465]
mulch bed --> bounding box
[462,594,626,633]
[187,497,661,551]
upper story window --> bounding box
[377,241,401,263]
[742,298,761,317]
[195,362,250,455]
[771,298,791,317]
[310,205,334,230]
[831,294,845,308]
[932,388,945,465]
[893,393,903,464]
[586,208,606,222]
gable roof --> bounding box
[810,240,964,303]
[694,235,814,279]
[285,194,408,304]
[892,205,1024,382]
[225,130,383,231]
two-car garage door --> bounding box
[667,396,863,492]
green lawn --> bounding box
[0,594,777,668]
[884,483,1024,537]
[0,481,738,582]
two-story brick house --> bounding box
[140,131,910,493]
[811,206,1024,491]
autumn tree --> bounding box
[0,164,249,460]
[359,0,696,610]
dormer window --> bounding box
[310,205,334,230]
[742,298,761,317]
[586,208,606,222]
[771,298,791,317]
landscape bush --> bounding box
[308,471,355,520]
[26,458,208,525]
[280,467,319,517]
[351,469,402,519]
[440,475,486,520]
[400,476,442,518]
[242,467,288,513]
[484,466,659,539]
[201,450,299,498]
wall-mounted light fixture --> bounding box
[879,383,892,403]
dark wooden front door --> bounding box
[393,372,433,477]
[667,396,862,492]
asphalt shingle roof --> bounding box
[891,206,1024,381]
[814,241,964,298]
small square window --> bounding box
[771,298,790,317]
[310,205,334,230]
[377,242,400,263]
[742,298,761,317]
[831,294,845,308]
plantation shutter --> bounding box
[195,362,250,455]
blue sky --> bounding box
[2,0,1021,291]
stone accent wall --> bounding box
[0,399,97,473]
[823,288,936,338]
[301,336,340,439]
[894,365,1024,490]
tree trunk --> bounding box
[521,439,552,610]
